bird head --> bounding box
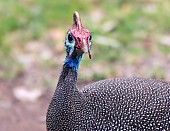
[65,11,92,59]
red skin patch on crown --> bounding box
[69,26,91,50]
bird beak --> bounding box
[81,39,92,59]
[82,39,88,53]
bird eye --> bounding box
[65,32,76,51]
[88,34,92,47]
[68,33,74,43]
[89,34,92,41]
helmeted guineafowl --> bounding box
[46,11,170,131]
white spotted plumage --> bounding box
[46,12,170,131]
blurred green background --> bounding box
[0,0,170,130]
[1,0,170,82]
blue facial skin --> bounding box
[64,32,83,72]
[64,54,82,72]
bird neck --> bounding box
[64,54,82,72]
[55,54,84,103]
[49,54,84,129]
[55,53,83,101]
[56,53,83,90]
[50,66,84,130]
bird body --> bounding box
[81,77,170,130]
[46,12,170,131]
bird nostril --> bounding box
[77,37,81,43]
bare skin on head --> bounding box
[69,11,92,59]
